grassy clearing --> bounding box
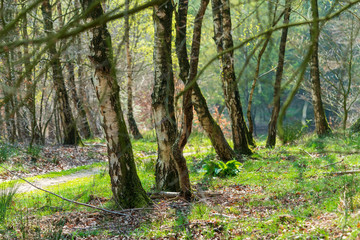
[1,131,360,238]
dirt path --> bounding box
[14,168,104,194]
[11,146,212,194]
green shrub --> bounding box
[282,120,309,144]
[202,160,242,178]
[27,145,42,162]
[0,143,17,163]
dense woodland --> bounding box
[1,0,360,238]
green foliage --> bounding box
[0,143,17,163]
[282,121,309,144]
[202,159,242,178]
[27,145,42,161]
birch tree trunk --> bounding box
[152,0,180,191]
[310,0,331,136]
[41,0,81,145]
[266,1,291,148]
[80,0,150,208]
[211,0,252,155]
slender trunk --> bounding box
[192,84,236,160]
[175,0,236,162]
[212,0,252,155]
[173,0,209,198]
[41,0,81,145]
[152,0,180,192]
[77,35,101,137]
[310,0,331,136]
[80,0,150,208]
[125,0,143,140]
[266,1,291,148]
[247,38,270,139]
[173,0,192,198]
[66,61,92,139]
[22,7,41,146]
[246,7,286,136]
[56,2,92,140]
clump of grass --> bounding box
[0,184,17,223]
[282,121,309,144]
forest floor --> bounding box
[1,132,360,239]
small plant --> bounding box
[0,143,16,163]
[202,159,242,178]
[27,145,42,162]
[0,147,8,163]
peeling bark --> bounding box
[152,0,180,192]
[81,0,150,208]
[211,0,252,155]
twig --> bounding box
[149,191,222,199]
[322,159,344,168]
[299,148,313,158]
[0,165,128,216]
[210,213,236,219]
[324,170,360,176]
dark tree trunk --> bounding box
[173,0,237,163]
[266,1,291,148]
[41,0,81,145]
[173,0,209,199]
[211,0,252,155]
[247,8,285,141]
[192,84,236,161]
[152,0,180,192]
[80,0,150,208]
[247,38,271,141]
[125,0,143,140]
[310,0,331,136]
[56,2,92,140]
[173,0,192,199]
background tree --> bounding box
[125,0,143,140]
[309,0,332,136]
[41,0,81,145]
[266,0,291,148]
[211,0,253,155]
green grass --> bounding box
[3,132,360,238]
